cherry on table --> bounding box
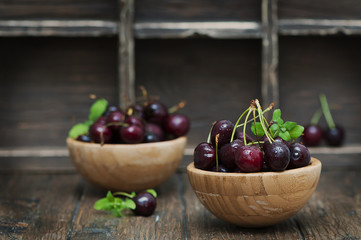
[132,192,157,217]
[235,145,263,173]
[288,143,311,169]
[325,125,345,146]
[303,124,323,147]
[264,142,290,171]
[193,142,216,170]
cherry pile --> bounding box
[303,94,345,147]
[69,88,190,144]
[193,99,311,173]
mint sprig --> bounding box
[68,98,109,139]
[94,189,157,217]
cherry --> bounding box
[106,110,124,132]
[126,104,144,119]
[76,135,91,143]
[164,114,190,137]
[143,101,168,124]
[146,123,164,140]
[264,142,290,171]
[103,105,120,116]
[210,120,235,148]
[89,122,113,144]
[193,142,216,170]
[235,145,263,173]
[237,132,255,144]
[124,116,144,130]
[288,143,311,169]
[262,136,290,152]
[219,139,244,171]
[120,125,144,144]
[132,192,157,217]
[325,125,345,146]
[303,124,323,146]
[95,116,108,125]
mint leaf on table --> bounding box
[89,98,108,122]
[68,123,89,139]
[251,122,265,138]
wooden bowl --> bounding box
[67,136,187,191]
[187,157,322,227]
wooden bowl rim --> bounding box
[66,136,187,149]
[187,157,321,177]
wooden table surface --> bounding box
[0,159,360,240]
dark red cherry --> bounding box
[120,125,145,144]
[143,101,168,124]
[302,124,323,146]
[89,122,113,143]
[106,110,124,131]
[288,143,311,169]
[237,132,255,144]
[193,142,216,170]
[146,123,164,140]
[126,104,144,118]
[164,114,190,137]
[103,105,120,116]
[235,145,263,173]
[262,136,290,152]
[264,142,290,171]
[325,125,345,146]
[95,116,108,125]
[210,120,235,148]
[132,192,157,217]
[124,116,144,130]
[219,139,244,171]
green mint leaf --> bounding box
[106,191,115,202]
[272,109,281,122]
[94,198,112,211]
[124,198,136,210]
[146,189,157,198]
[130,192,136,198]
[279,131,291,141]
[284,121,297,131]
[281,127,287,132]
[289,125,304,139]
[251,122,265,137]
[112,208,123,217]
[89,98,108,122]
[68,123,89,139]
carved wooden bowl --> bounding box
[187,157,322,227]
[67,136,187,191]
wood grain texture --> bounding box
[187,158,322,227]
[135,0,261,23]
[278,0,361,20]
[67,136,186,191]
[0,0,118,20]
[134,39,262,148]
[278,36,361,144]
[0,37,118,148]
[0,173,83,239]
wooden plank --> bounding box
[279,19,361,36]
[69,174,184,239]
[0,0,118,20]
[261,0,279,108]
[0,20,118,37]
[0,173,83,239]
[135,0,261,23]
[278,0,361,20]
[278,36,361,144]
[0,37,118,148]
[134,21,262,39]
[119,0,135,108]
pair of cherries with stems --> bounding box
[194,99,307,173]
[303,94,345,147]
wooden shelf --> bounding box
[279,19,361,36]
[134,21,262,39]
[0,20,118,37]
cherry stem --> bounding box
[113,192,134,199]
[236,107,272,128]
[231,107,250,142]
[255,99,273,143]
[206,121,216,144]
[215,134,219,172]
[168,101,186,114]
[310,108,323,126]
[319,93,336,129]
[242,109,253,146]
